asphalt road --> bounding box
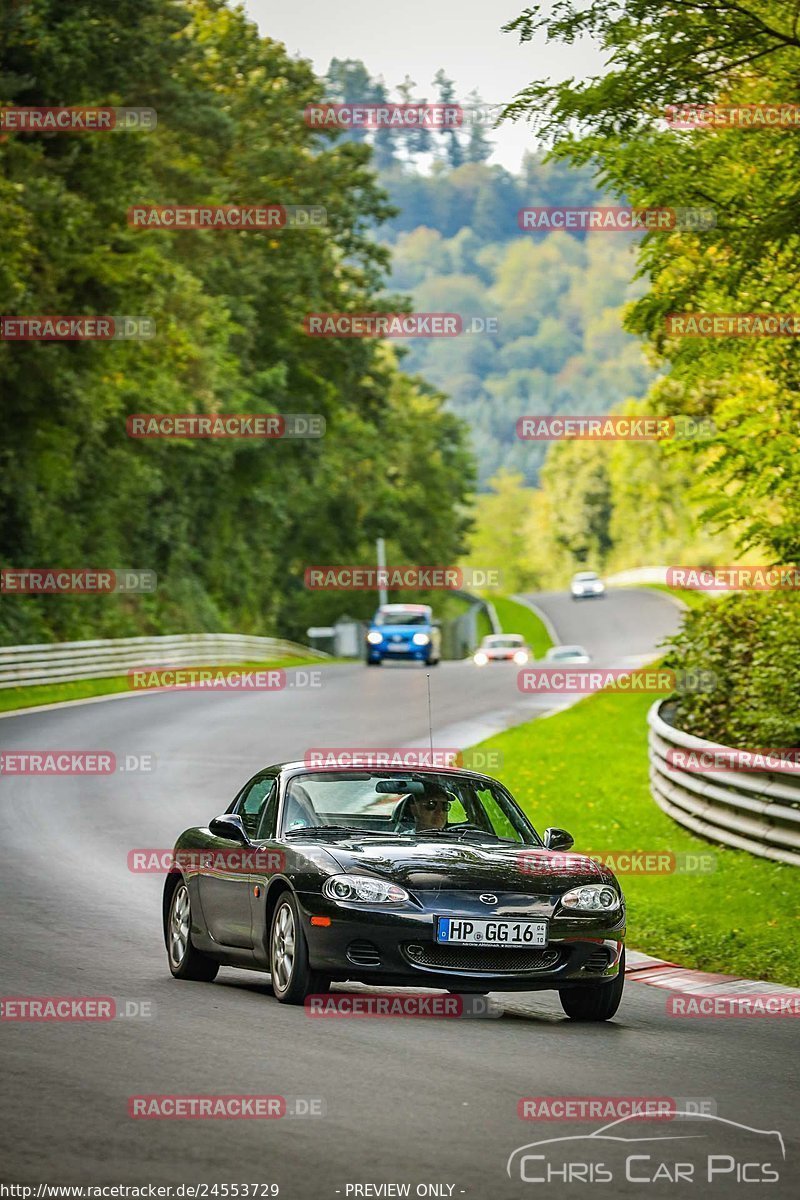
[1,588,796,1197]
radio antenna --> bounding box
[426,672,434,757]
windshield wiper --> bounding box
[284,825,381,838]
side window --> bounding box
[256,782,279,840]
[237,777,275,840]
[443,789,468,824]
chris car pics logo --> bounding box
[507,1112,785,1185]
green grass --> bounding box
[492,595,553,658]
[0,657,323,714]
[638,582,714,612]
[469,684,800,985]
[475,606,494,642]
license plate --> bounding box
[386,643,408,652]
[435,917,547,947]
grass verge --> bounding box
[492,596,553,658]
[0,658,323,715]
[638,582,714,612]
[470,684,800,985]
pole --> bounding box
[376,536,388,607]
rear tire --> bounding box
[167,881,219,982]
[270,892,328,1005]
[559,949,625,1021]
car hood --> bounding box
[373,624,430,636]
[319,837,609,892]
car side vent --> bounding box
[582,949,612,972]
[346,940,382,968]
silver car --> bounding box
[544,644,592,665]
[570,571,605,599]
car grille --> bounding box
[403,943,561,974]
[346,940,382,968]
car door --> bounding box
[197,775,276,950]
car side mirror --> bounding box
[543,827,574,852]
[209,814,249,843]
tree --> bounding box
[502,0,800,563]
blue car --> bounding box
[365,603,441,666]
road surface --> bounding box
[1,589,795,1196]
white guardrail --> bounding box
[648,700,800,867]
[0,633,329,689]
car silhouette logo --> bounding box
[479,894,497,904]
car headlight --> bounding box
[366,630,383,645]
[411,632,430,646]
[474,651,488,666]
[323,874,409,904]
[560,885,621,912]
[513,650,529,665]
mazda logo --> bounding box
[479,894,497,905]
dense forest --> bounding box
[0,1,475,644]
[323,59,656,488]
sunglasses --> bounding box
[417,798,452,812]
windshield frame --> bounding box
[276,767,542,846]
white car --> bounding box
[544,644,592,665]
[473,633,530,666]
[570,571,605,599]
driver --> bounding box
[407,786,452,833]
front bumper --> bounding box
[296,892,625,992]
[367,643,430,662]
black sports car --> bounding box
[163,763,626,1020]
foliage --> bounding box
[663,593,800,748]
[503,0,800,562]
[471,677,800,984]
[0,1,475,643]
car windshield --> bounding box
[573,573,598,581]
[281,771,540,845]
[375,611,429,626]
[549,646,587,659]
[484,636,523,648]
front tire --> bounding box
[559,949,625,1021]
[167,881,219,981]
[270,892,327,1004]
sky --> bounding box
[242,0,605,172]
